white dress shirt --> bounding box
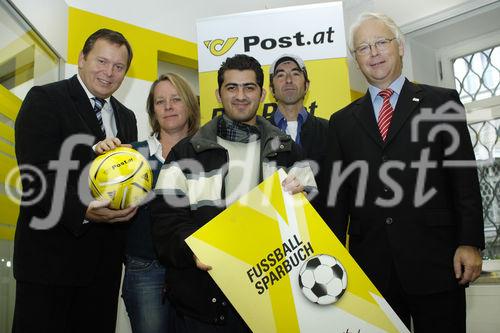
[77,74,117,137]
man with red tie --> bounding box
[321,12,484,332]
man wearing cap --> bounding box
[267,54,328,172]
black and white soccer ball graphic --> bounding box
[298,254,348,305]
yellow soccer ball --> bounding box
[89,147,153,209]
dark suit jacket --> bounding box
[322,79,484,295]
[14,75,137,286]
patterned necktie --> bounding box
[377,88,394,141]
[92,97,106,136]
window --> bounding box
[0,2,61,332]
[449,44,500,259]
[468,118,500,259]
[0,1,60,99]
[453,45,500,103]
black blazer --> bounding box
[14,75,137,286]
[321,79,484,295]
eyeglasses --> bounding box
[353,37,397,56]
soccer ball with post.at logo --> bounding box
[298,254,348,305]
[89,147,153,210]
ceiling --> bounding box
[408,1,500,49]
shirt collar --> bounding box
[368,74,405,103]
[273,107,308,127]
[146,133,165,163]
[77,74,111,105]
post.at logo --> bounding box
[204,37,238,56]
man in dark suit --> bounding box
[13,29,138,332]
[321,13,484,332]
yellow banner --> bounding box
[198,58,350,124]
[196,2,352,124]
[186,170,409,333]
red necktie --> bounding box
[378,88,394,141]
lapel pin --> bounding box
[412,97,420,102]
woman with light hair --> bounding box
[121,73,200,332]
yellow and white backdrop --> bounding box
[197,2,351,123]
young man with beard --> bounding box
[151,54,316,332]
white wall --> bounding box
[467,284,500,333]
[374,0,472,26]
[7,0,490,93]
[64,0,482,94]
[407,39,439,87]
[66,0,478,43]
[66,0,341,43]
[158,62,200,94]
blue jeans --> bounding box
[122,256,170,333]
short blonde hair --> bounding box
[146,73,200,137]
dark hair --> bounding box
[82,28,133,71]
[217,54,264,91]
[146,73,200,137]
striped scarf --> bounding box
[217,114,261,143]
